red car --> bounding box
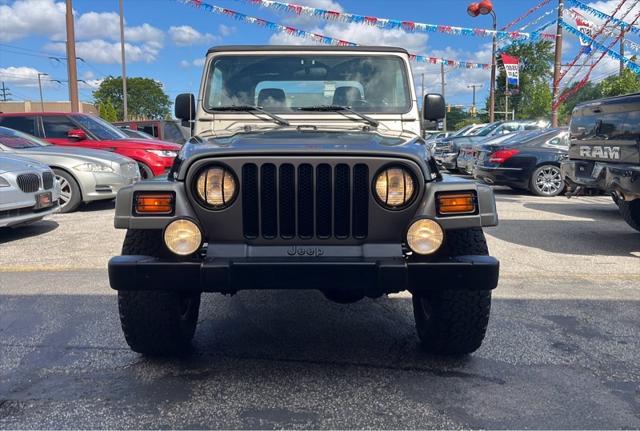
[0,112,181,178]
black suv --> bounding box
[562,93,640,231]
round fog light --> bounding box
[407,219,444,255]
[164,219,202,256]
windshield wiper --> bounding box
[209,105,290,126]
[297,105,379,128]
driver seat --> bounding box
[332,86,363,107]
[258,88,287,109]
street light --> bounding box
[467,0,497,123]
[37,73,49,112]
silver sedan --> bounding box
[0,126,140,212]
[0,154,61,227]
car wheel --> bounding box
[53,169,82,213]
[530,164,564,197]
[411,228,492,355]
[117,229,201,356]
[137,163,154,179]
[618,200,640,232]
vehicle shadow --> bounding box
[487,218,639,256]
[78,199,116,212]
[0,220,59,244]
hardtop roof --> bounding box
[206,45,410,55]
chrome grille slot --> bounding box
[42,171,54,190]
[17,173,40,193]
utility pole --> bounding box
[505,74,509,120]
[551,0,564,128]
[467,84,483,116]
[0,82,10,102]
[37,73,48,112]
[441,63,447,131]
[489,14,497,123]
[119,0,128,121]
[620,30,625,76]
[65,0,79,112]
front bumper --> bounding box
[83,171,140,202]
[108,254,500,295]
[474,165,529,189]
[562,160,640,199]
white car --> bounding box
[0,154,61,227]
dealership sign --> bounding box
[501,54,520,87]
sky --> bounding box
[0,0,633,111]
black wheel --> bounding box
[529,164,564,197]
[53,168,82,213]
[618,200,640,232]
[611,193,621,207]
[137,163,154,179]
[411,228,492,355]
[117,229,200,356]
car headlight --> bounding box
[195,165,237,209]
[406,218,444,255]
[374,166,416,209]
[147,150,178,158]
[73,162,115,173]
[0,176,10,187]
[164,219,202,256]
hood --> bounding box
[105,138,181,150]
[177,129,430,180]
[0,154,49,174]
[18,145,133,164]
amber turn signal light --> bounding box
[134,193,174,214]
[437,192,476,215]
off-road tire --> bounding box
[618,200,640,232]
[117,229,201,356]
[53,168,82,213]
[412,228,492,355]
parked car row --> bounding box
[0,112,184,222]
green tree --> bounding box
[519,80,552,119]
[93,76,171,120]
[491,40,554,119]
[97,99,118,122]
[598,67,640,97]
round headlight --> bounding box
[374,167,416,209]
[195,166,237,209]
[164,219,202,256]
[406,219,444,255]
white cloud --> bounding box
[169,25,217,46]
[0,0,66,42]
[0,66,56,88]
[218,24,236,37]
[180,58,206,68]
[45,39,160,64]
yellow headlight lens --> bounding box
[374,167,415,208]
[164,219,202,256]
[196,166,237,209]
[406,219,444,255]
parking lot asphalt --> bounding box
[1,186,639,429]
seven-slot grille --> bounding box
[42,171,54,190]
[17,173,40,193]
[242,162,369,240]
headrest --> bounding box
[258,88,286,108]
[332,86,363,106]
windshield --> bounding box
[0,127,49,149]
[73,115,128,140]
[475,122,504,137]
[205,55,411,114]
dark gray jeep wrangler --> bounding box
[108,46,500,356]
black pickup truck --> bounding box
[562,93,640,231]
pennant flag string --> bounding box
[566,7,640,54]
[177,0,491,70]
[559,20,640,75]
[567,0,640,35]
[501,0,553,31]
[232,0,555,41]
[517,8,556,31]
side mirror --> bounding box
[67,129,87,140]
[175,93,195,122]
[423,94,446,122]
